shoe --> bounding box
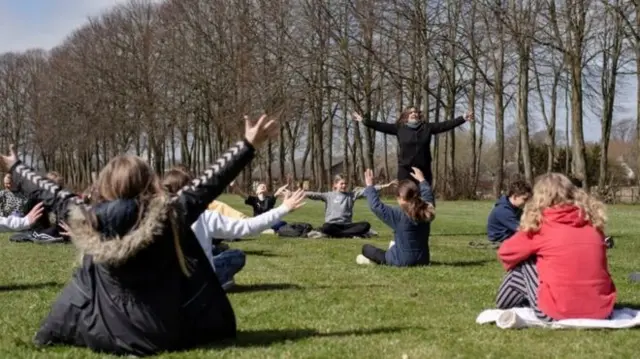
[629,272,640,283]
[32,232,65,244]
[356,254,373,265]
[306,230,325,238]
[261,229,276,235]
[388,241,395,249]
[604,236,614,249]
[368,229,379,236]
[221,278,236,291]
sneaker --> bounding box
[261,229,276,235]
[368,229,379,236]
[629,272,640,283]
[32,232,65,244]
[221,279,236,291]
[388,240,395,249]
[604,236,614,249]
[306,230,325,238]
[356,254,373,265]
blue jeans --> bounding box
[213,249,246,284]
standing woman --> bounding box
[352,107,474,185]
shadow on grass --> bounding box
[434,232,488,237]
[615,302,640,310]
[0,281,62,292]
[229,326,414,347]
[430,259,493,267]
[243,250,280,257]
[228,283,302,293]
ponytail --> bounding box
[401,197,435,222]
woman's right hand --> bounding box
[0,144,18,171]
[282,189,306,211]
[410,167,426,182]
[351,112,363,122]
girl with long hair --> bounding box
[496,173,616,321]
[356,167,435,266]
[1,115,278,356]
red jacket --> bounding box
[498,205,616,320]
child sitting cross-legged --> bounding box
[356,167,434,266]
[495,173,616,321]
[304,175,396,238]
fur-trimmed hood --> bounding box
[67,195,172,266]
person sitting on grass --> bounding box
[495,173,616,321]
[229,179,290,233]
[304,174,397,238]
[162,167,306,291]
[356,167,435,266]
[486,180,532,245]
[0,173,27,216]
[11,171,69,244]
[14,114,277,356]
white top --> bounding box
[0,215,31,232]
[190,204,290,270]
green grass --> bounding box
[2,196,640,358]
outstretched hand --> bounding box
[25,202,44,225]
[410,167,426,182]
[282,189,306,211]
[464,111,474,122]
[244,114,280,147]
[364,169,374,187]
[351,112,363,122]
[274,184,289,197]
[0,144,18,171]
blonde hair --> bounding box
[519,173,607,233]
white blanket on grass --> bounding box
[476,307,640,329]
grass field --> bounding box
[2,195,640,358]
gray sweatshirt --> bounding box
[306,186,384,224]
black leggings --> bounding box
[320,222,371,238]
[362,244,386,264]
[397,164,432,185]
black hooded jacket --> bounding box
[12,139,255,356]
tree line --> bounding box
[0,0,638,199]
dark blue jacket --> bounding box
[15,139,256,356]
[363,181,434,267]
[487,195,522,242]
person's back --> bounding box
[498,174,615,320]
[358,167,434,267]
[487,180,531,243]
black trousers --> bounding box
[397,164,432,186]
[362,244,386,264]
[320,222,371,238]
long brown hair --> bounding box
[397,180,435,222]
[94,156,190,276]
[397,107,422,124]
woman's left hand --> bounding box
[0,144,18,171]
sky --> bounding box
[0,0,637,144]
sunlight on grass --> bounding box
[1,196,640,358]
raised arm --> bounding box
[418,181,435,206]
[364,186,402,228]
[428,111,474,134]
[174,115,278,225]
[353,179,397,200]
[353,112,397,136]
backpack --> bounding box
[276,223,313,238]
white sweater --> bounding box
[0,215,30,232]
[190,204,290,270]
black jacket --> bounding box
[13,139,255,356]
[362,117,465,182]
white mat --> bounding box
[476,307,640,329]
